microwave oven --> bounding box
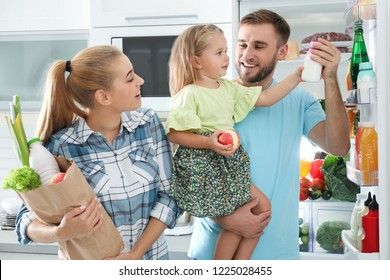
[90,23,234,112]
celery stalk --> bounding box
[5,95,30,166]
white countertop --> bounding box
[0,229,191,260]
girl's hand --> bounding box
[209,130,237,156]
[56,197,103,241]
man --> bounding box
[188,9,350,259]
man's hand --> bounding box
[309,38,341,79]
[214,199,271,239]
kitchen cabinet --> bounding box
[0,0,90,32]
[91,0,234,28]
[0,0,90,112]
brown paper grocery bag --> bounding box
[18,157,124,260]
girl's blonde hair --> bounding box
[36,45,123,143]
[169,24,224,96]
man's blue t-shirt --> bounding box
[187,80,325,260]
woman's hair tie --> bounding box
[65,60,71,72]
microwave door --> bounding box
[111,37,171,112]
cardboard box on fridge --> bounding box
[17,156,124,260]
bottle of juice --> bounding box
[355,122,378,185]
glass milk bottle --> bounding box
[28,138,60,186]
[302,48,322,82]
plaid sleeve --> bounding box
[148,112,181,228]
[15,203,36,244]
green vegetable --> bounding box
[2,166,41,192]
[320,155,360,202]
[300,223,309,235]
[5,95,30,166]
[321,189,332,200]
[308,189,322,200]
[299,243,309,252]
[316,221,350,254]
[301,235,309,244]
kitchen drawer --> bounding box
[91,0,235,28]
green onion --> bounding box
[5,95,30,166]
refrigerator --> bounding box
[239,0,389,260]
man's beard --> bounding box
[236,54,277,84]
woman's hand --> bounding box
[105,251,143,260]
[56,197,103,241]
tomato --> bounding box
[300,177,311,189]
[311,178,325,191]
[300,188,309,201]
[310,159,324,179]
[300,159,311,178]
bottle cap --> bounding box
[358,122,375,128]
[354,19,363,29]
[364,192,373,206]
[359,61,373,70]
[368,195,379,211]
[27,137,42,147]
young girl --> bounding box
[165,24,302,260]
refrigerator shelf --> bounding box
[346,161,378,186]
[344,3,376,29]
[345,88,377,105]
[342,229,379,259]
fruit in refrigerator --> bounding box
[300,159,311,178]
[300,188,309,201]
[310,178,325,191]
[309,159,324,179]
[300,177,311,189]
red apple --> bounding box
[49,172,66,185]
[218,129,240,150]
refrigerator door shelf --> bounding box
[346,161,378,186]
[342,229,379,260]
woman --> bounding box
[15,45,180,260]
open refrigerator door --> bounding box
[342,0,390,260]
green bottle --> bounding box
[349,19,370,90]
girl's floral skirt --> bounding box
[170,141,252,218]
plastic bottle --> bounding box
[357,192,372,251]
[349,19,370,90]
[355,122,378,185]
[357,61,376,104]
[28,138,60,186]
[302,48,322,82]
[349,193,366,248]
[361,194,379,253]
